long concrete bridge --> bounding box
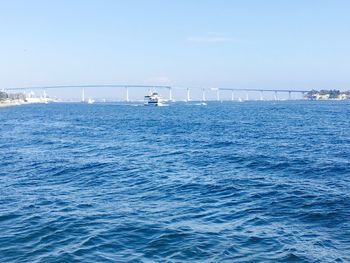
[5,84,309,101]
[5,85,171,102]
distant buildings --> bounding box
[0,90,50,107]
[305,90,350,100]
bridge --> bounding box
[5,84,309,102]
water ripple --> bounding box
[0,101,349,262]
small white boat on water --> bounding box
[144,92,164,106]
[195,102,207,106]
[87,98,95,104]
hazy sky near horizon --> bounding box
[1,0,350,92]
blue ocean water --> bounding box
[0,101,349,262]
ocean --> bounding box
[0,101,349,262]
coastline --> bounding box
[0,98,50,108]
[0,101,22,108]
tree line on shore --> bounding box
[305,89,350,100]
[0,91,26,102]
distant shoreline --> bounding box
[0,99,50,108]
[0,101,22,108]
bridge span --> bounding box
[5,84,309,102]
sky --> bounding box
[1,0,350,98]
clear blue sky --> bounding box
[1,0,350,92]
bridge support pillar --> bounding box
[245,91,249,101]
[231,90,235,101]
[186,88,190,102]
[202,88,206,102]
[168,87,172,101]
[260,91,264,101]
[288,91,292,100]
[216,89,220,101]
[274,91,278,101]
[82,88,85,102]
[125,87,129,102]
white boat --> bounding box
[195,102,207,106]
[87,98,95,104]
[144,92,164,106]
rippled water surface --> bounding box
[0,101,349,262]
